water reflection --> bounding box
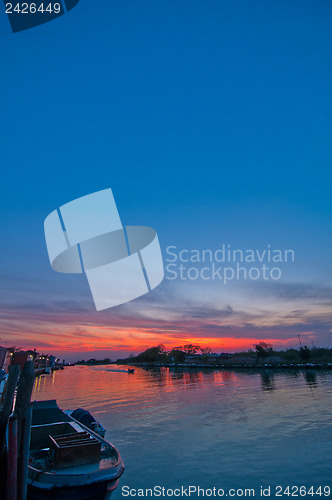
[32,366,330,403]
[304,370,318,388]
[32,365,332,500]
[260,370,276,392]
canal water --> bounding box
[32,366,332,498]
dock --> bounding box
[0,351,65,500]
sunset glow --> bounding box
[0,0,331,362]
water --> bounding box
[32,366,332,498]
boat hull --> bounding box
[28,478,119,500]
[28,401,124,500]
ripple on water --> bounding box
[32,366,332,496]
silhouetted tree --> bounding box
[299,346,311,360]
[182,344,202,355]
[200,347,213,355]
[169,349,185,363]
[135,344,167,363]
[254,342,273,359]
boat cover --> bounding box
[71,408,98,427]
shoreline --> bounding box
[116,361,332,370]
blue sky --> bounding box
[0,0,331,359]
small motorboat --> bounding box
[28,400,124,500]
[127,369,135,374]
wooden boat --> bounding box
[28,400,124,500]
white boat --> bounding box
[28,400,124,500]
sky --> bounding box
[0,0,331,361]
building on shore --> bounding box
[0,346,14,373]
[12,350,34,371]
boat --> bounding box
[65,408,106,438]
[127,369,135,374]
[0,369,8,396]
[28,400,125,500]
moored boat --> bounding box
[0,369,8,396]
[28,400,124,500]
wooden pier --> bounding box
[0,361,35,500]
